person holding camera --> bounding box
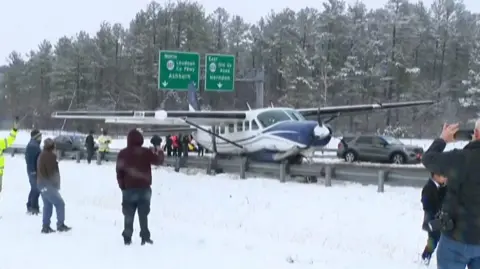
[420,172,447,265]
[422,122,480,269]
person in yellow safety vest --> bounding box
[97,129,112,161]
[0,121,18,193]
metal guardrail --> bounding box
[6,146,429,192]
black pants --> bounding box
[26,173,40,211]
[121,187,152,240]
[99,151,107,161]
[86,149,94,164]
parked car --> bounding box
[53,135,98,152]
[336,135,423,164]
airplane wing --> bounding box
[297,100,434,117]
[51,110,247,126]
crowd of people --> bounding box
[162,134,204,157]
[83,130,204,164]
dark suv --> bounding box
[53,135,98,152]
[336,135,423,164]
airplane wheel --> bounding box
[344,151,357,162]
[288,155,303,165]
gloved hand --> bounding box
[429,211,454,232]
[13,117,19,131]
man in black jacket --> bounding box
[85,130,95,164]
[420,172,447,265]
[422,122,480,269]
[150,135,162,152]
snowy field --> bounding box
[2,129,469,153]
[0,156,434,269]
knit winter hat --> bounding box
[30,129,42,139]
[43,138,55,150]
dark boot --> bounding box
[57,224,71,232]
[141,238,154,245]
[41,225,55,234]
[123,236,132,245]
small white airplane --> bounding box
[51,83,434,164]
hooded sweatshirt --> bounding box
[37,138,60,189]
[116,129,164,190]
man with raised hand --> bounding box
[116,128,164,245]
[422,121,480,269]
[0,118,18,194]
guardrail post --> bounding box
[279,160,288,183]
[76,151,81,163]
[174,157,182,172]
[10,148,16,157]
[207,155,218,175]
[96,152,102,165]
[377,170,386,193]
[240,156,248,179]
[324,166,332,187]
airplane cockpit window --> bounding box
[252,120,259,130]
[257,110,291,128]
[284,109,306,121]
[284,110,299,121]
[245,121,250,131]
[292,110,306,121]
[228,124,235,133]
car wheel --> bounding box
[391,153,405,164]
[344,151,356,162]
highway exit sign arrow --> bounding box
[204,54,235,92]
[158,50,200,91]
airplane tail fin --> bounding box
[187,82,200,112]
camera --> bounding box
[428,211,454,232]
[454,129,474,141]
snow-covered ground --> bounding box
[1,129,469,152]
[0,156,433,268]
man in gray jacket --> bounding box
[37,138,71,233]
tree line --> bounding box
[1,0,479,136]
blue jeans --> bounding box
[38,184,65,227]
[437,234,480,269]
[26,173,40,210]
[122,188,152,240]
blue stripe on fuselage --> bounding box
[262,121,318,146]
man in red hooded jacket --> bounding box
[116,128,164,245]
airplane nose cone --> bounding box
[314,125,330,138]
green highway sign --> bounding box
[204,54,235,91]
[158,50,200,91]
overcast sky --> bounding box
[1,0,479,65]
